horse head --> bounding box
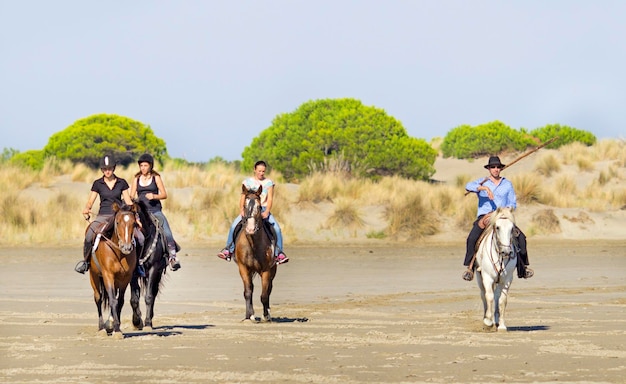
[112,202,138,255]
[490,207,516,258]
[241,185,263,235]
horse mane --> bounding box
[488,207,516,230]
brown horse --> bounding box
[235,185,277,322]
[88,202,138,337]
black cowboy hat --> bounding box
[484,156,506,169]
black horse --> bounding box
[130,200,169,330]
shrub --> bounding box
[441,121,535,159]
[530,124,596,148]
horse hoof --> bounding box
[111,331,124,340]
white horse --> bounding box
[474,207,518,331]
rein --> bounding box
[487,219,516,282]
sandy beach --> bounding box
[1,240,625,383]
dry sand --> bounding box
[1,241,625,383]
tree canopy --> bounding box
[43,114,167,168]
[241,98,437,181]
[440,121,597,159]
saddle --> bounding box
[232,219,277,253]
[138,212,180,265]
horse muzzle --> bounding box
[118,242,134,255]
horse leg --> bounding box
[102,276,118,334]
[238,265,255,321]
[481,278,496,328]
[496,279,513,331]
[111,287,127,338]
[90,273,105,331]
[144,270,162,329]
[130,275,143,330]
[260,269,275,322]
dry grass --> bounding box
[321,198,366,237]
[534,153,561,177]
[531,209,561,234]
[2,139,625,245]
[539,175,578,207]
[510,173,542,204]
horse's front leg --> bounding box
[130,275,143,330]
[144,270,162,329]
[259,269,276,322]
[238,265,255,321]
[495,278,513,331]
[101,275,119,335]
[480,277,496,328]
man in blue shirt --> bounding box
[462,156,533,281]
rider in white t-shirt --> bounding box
[217,160,288,264]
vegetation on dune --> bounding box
[0,139,625,245]
[241,98,437,182]
[10,114,168,170]
[440,121,597,160]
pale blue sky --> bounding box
[1,1,624,162]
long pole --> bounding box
[464,136,559,196]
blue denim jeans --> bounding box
[152,211,176,253]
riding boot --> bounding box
[167,242,181,271]
[75,241,92,274]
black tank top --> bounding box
[136,176,162,213]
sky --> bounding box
[1,1,625,162]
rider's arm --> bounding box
[153,175,168,200]
[129,176,138,200]
[83,191,98,215]
[239,190,246,217]
[122,189,133,205]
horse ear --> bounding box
[256,185,263,196]
[112,202,120,212]
[241,184,248,194]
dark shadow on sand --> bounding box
[123,324,214,338]
[271,317,309,323]
[507,325,550,332]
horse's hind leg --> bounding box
[260,270,275,322]
[90,274,105,331]
[130,276,143,330]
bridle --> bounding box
[488,217,516,280]
[242,192,262,234]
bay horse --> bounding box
[235,185,277,322]
[474,207,518,331]
[130,200,169,330]
[88,202,138,337]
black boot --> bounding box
[75,241,92,274]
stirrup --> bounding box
[74,261,89,274]
[217,249,232,262]
[275,253,289,265]
[169,256,181,271]
[524,267,534,279]
[462,269,474,281]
